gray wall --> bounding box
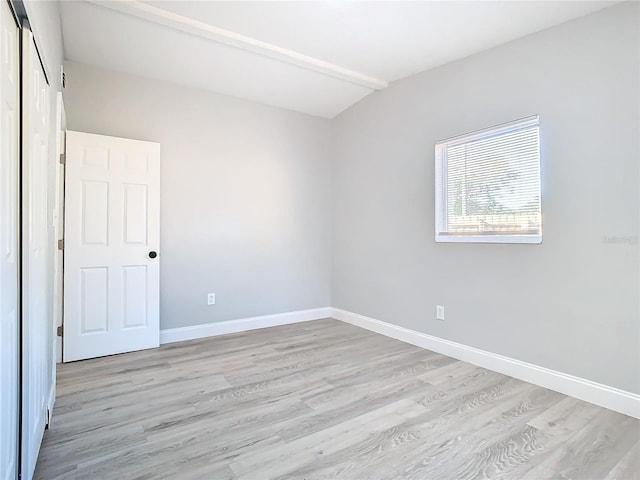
[331,3,640,393]
[63,61,332,330]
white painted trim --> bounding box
[54,91,65,366]
[160,307,331,345]
[331,308,640,419]
[46,385,55,429]
[86,1,388,91]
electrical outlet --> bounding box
[436,305,445,321]
[207,293,216,305]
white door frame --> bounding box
[53,91,65,365]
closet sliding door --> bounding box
[20,22,51,480]
[0,1,20,479]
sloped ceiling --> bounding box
[60,1,618,118]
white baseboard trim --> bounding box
[331,307,640,419]
[160,307,332,345]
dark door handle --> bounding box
[149,251,158,259]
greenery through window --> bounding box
[435,116,542,243]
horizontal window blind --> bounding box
[435,116,541,243]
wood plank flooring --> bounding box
[34,318,639,480]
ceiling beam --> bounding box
[87,0,389,91]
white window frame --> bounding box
[435,115,542,244]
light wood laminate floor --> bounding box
[35,319,639,480]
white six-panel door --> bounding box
[0,3,20,480]
[64,132,160,362]
[21,24,51,480]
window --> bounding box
[435,115,541,244]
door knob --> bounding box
[148,251,158,259]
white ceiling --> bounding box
[60,1,618,118]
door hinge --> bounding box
[59,152,66,164]
[57,239,64,251]
[57,325,63,337]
